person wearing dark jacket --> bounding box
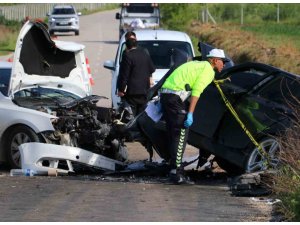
[117,37,155,116]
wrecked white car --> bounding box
[0,21,127,168]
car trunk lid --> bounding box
[10,21,90,97]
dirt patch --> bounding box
[188,22,300,74]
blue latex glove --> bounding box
[184,112,193,128]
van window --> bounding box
[126,5,154,13]
[119,41,193,69]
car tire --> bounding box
[49,30,54,36]
[215,157,243,176]
[4,125,40,169]
[244,137,280,173]
[75,30,79,36]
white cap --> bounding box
[206,49,228,61]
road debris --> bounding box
[228,171,276,196]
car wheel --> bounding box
[245,137,280,173]
[49,30,54,36]
[5,126,40,169]
[75,30,79,36]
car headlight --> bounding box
[50,18,56,22]
[70,17,77,22]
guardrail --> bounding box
[0,3,106,21]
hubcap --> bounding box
[246,138,280,173]
[10,132,31,167]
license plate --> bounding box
[59,22,68,25]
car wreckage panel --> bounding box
[13,94,129,165]
[19,143,125,174]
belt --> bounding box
[159,88,191,102]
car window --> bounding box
[0,68,11,96]
[14,87,79,103]
[52,8,75,15]
[119,41,193,69]
[258,75,300,106]
[225,68,267,90]
[126,5,154,13]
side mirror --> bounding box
[103,60,115,71]
[116,13,120,19]
[46,13,50,16]
[78,12,82,16]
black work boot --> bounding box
[169,168,194,185]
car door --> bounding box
[216,71,299,149]
[189,42,235,138]
[190,63,271,140]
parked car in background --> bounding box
[126,42,300,175]
[103,29,195,109]
[0,21,126,169]
[47,5,81,36]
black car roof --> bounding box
[219,62,299,80]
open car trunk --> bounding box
[20,22,76,78]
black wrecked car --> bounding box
[189,61,299,174]
[124,43,300,175]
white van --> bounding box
[103,29,195,109]
[115,3,160,39]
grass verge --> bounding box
[241,23,300,51]
[268,103,300,221]
[0,24,19,55]
[187,22,300,75]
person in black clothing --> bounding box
[117,37,155,117]
[125,31,136,42]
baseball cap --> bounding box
[206,49,229,62]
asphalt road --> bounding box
[0,9,273,222]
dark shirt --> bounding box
[117,47,155,95]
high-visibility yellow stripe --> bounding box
[213,80,270,167]
[176,129,186,167]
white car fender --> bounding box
[0,99,56,136]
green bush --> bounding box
[160,4,203,30]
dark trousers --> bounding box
[124,94,147,116]
[160,93,189,170]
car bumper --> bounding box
[49,23,79,32]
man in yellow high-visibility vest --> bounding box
[160,48,228,184]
